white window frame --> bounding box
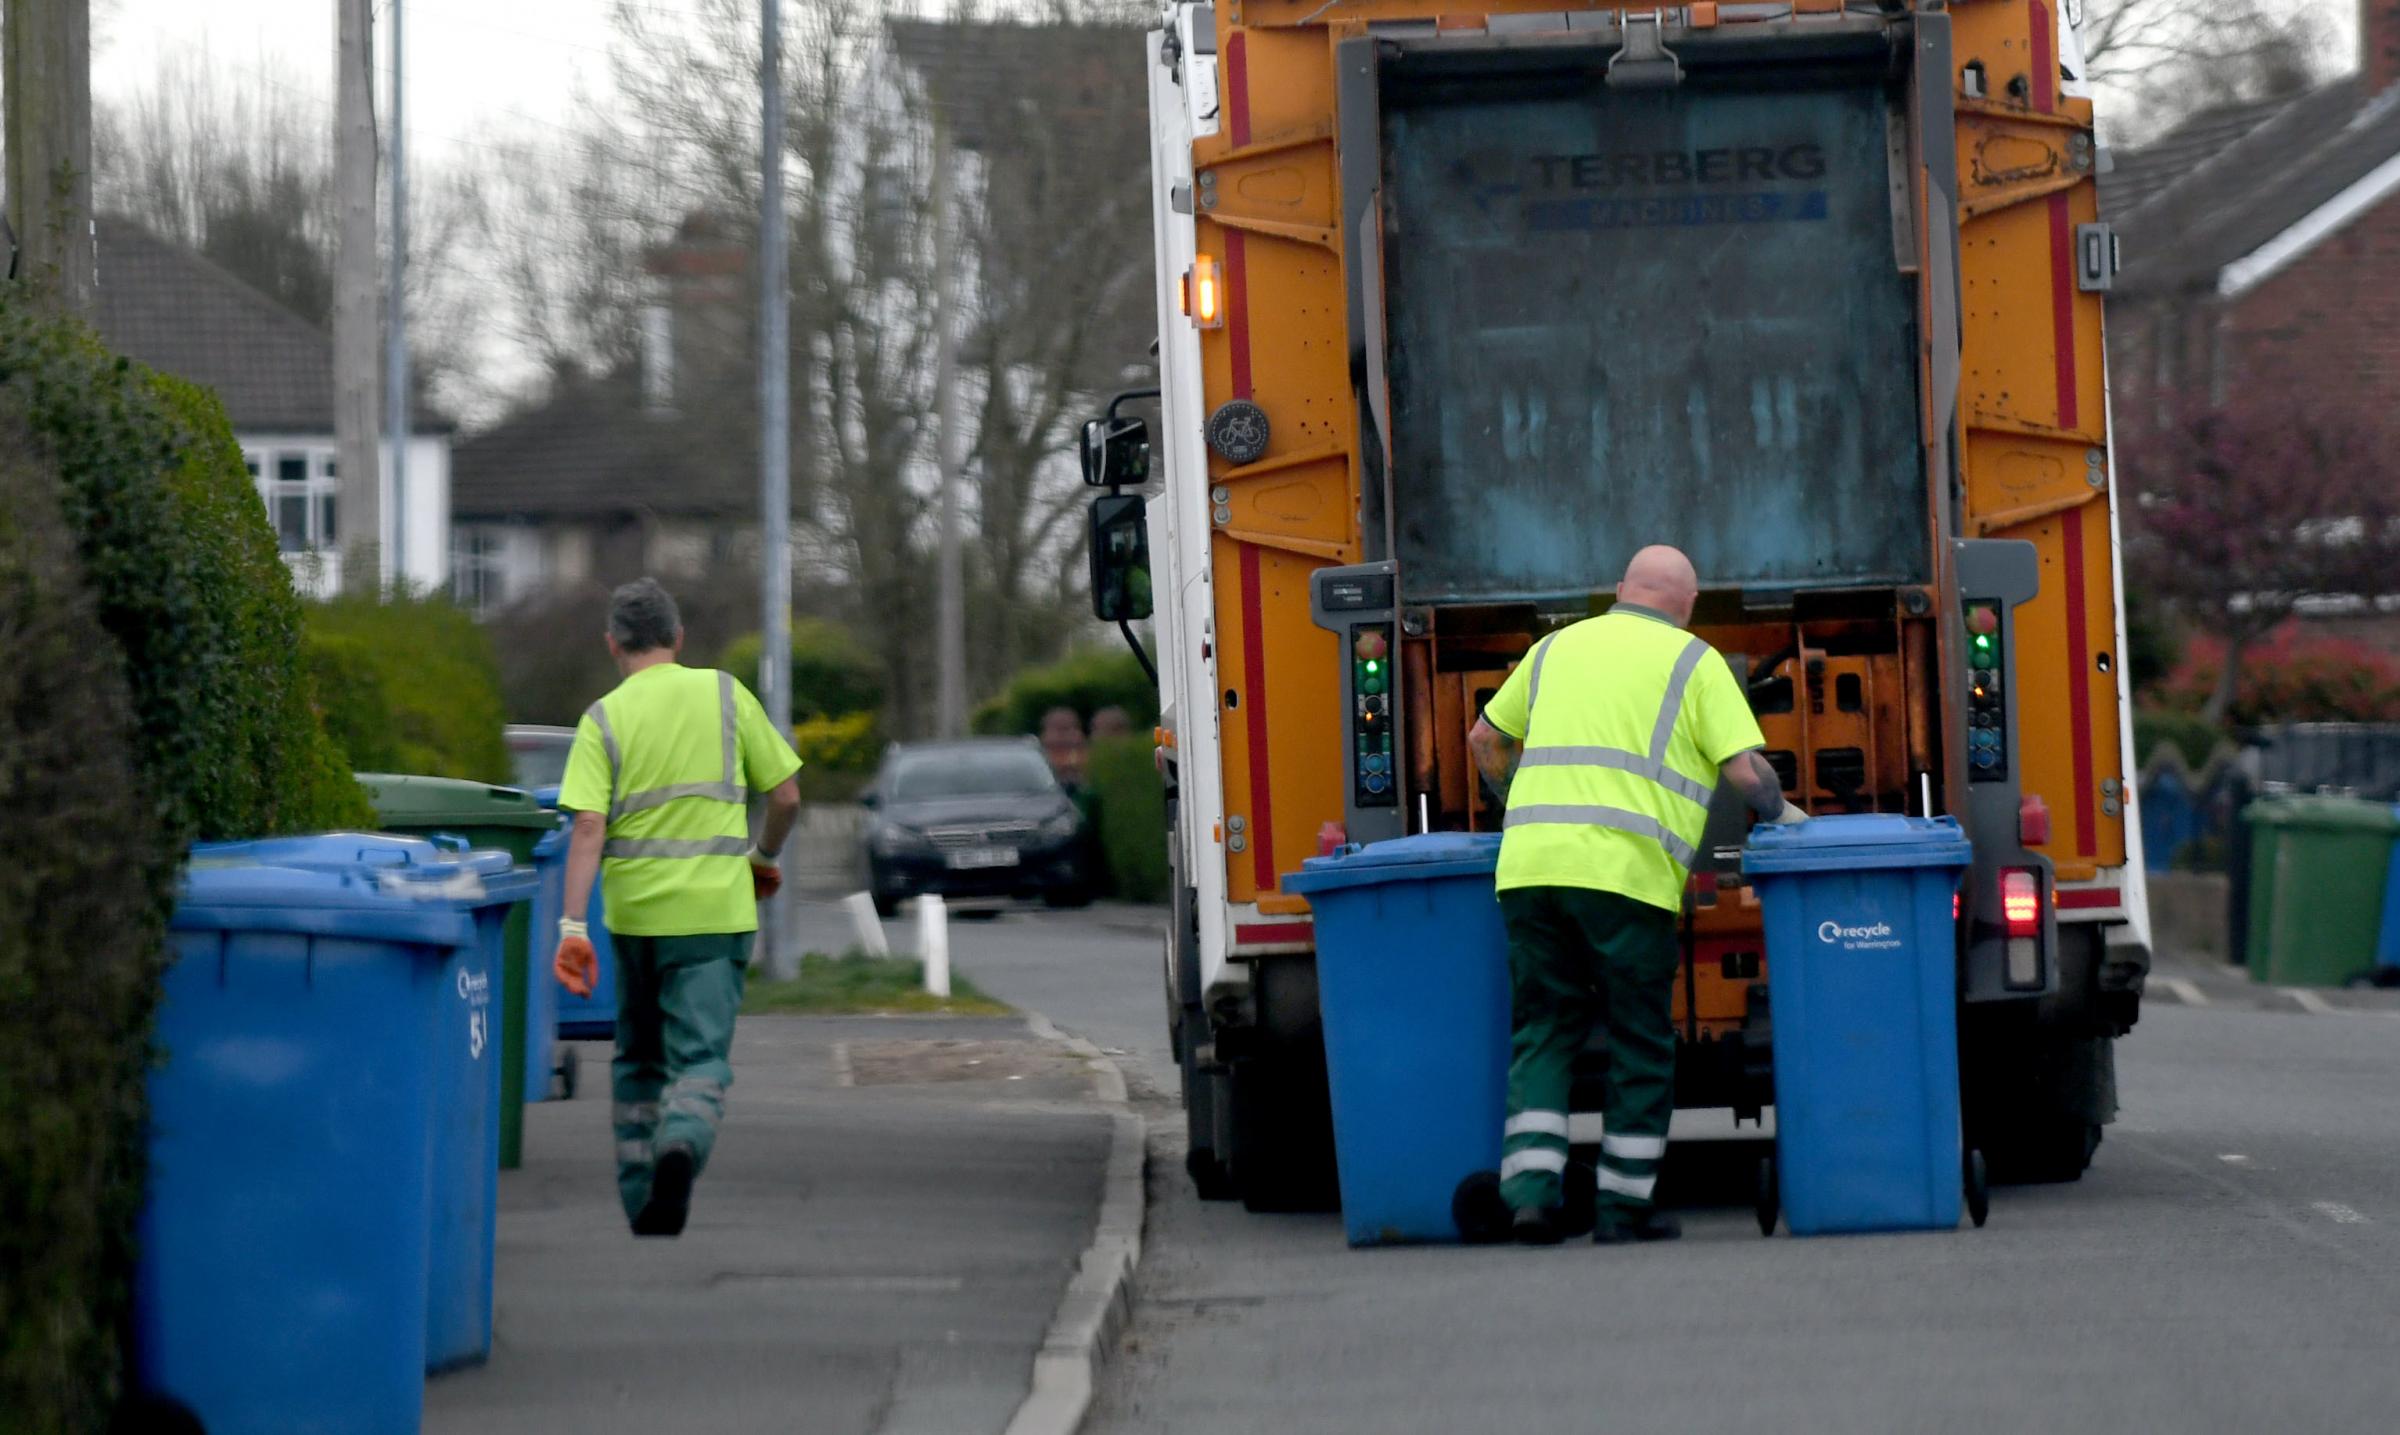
[247,444,340,556]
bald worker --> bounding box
[1469,546,1806,1245]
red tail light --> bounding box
[2001,868,2040,937]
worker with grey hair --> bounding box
[554,577,802,1236]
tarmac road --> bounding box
[931,906,2400,1435]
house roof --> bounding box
[89,218,453,435]
[2103,78,2400,297]
[449,366,756,522]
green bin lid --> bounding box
[2242,795,2400,833]
[356,772,556,828]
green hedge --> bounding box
[1,297,371,1428]
[304,593,512,784]
[2134,708,2230,770]
[973,647,1159,737]
[0,426,179,1432]
[1086,735,1169,903]
[719,617,887,723]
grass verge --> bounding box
[744,951,1013,1017]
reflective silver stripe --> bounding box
[664,1074,727,1124]
[1500,1148,1568,1180]
[1596,1165,1657,1200]
[615,1139,654,1167]
[718,670,738,789]
[1502,804,1699,869]
[1600,1132,1668,1161]
[613,1101,660,1128]
[1517,747,1713,807]
[1505,1111,1570,1140]
[1648,637,1710,762]
[1525,634,1555,718]
[602,836,754,859]
[588,701,623,813]
[614,779,745,816]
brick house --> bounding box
[2102,3,2400,411]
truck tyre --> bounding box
[1164,832,1237,1200]
[1970,1030,2113,1185]
[1229,1045,1340,1213]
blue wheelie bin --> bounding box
[183,834,535,1372]
[1283,833,1512,1246]
[1742,815,1977,1236]
[139,857,466,1431]
[533,792,620,1040]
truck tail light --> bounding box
[1186,255,1224,329]
[2001,868,2040,937]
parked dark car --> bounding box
[862,738,1090,915]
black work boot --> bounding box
[1512,1205,1565,1247]
[1592,1207,1681,1245]
[633,1145,696,1237]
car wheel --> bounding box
[871,889,901,920]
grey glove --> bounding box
[1770,801,1810,825]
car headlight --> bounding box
[872,823,926,857]
[1039,809,1081,841]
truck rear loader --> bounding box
[1082,0,2151,1212]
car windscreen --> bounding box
[889,749,1059,802]
[510,741,573,791]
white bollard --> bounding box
[918,893,951,998]
[843,891,891,957]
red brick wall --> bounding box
[2221,190,2400,404]
[2369,0,2400,98]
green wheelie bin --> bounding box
[2243,796,2400,988]
[361,773,561,1167]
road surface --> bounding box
[921,904,2400,1435]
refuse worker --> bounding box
[553,577,803,1237]
[1467,545,1805,1246]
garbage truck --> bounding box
[1081,0,2150,1210]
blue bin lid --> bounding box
[174,861,484,948]
[1741,814,1973,875]
[1283,832,1503,895]
[532,785,563,811]
[534,823,568,858]
[187,833,537,907]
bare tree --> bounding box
[2076,0,2333,134]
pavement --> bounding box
[873,905,2400,1435]
[422,1011,1115,1435]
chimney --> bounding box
[642,211,752,406]
[2370,0,2400,95]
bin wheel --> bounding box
[1453,1170,1512,1244]
[1965,1148,1990,1229]
[1754,1155,1779,1237]
[552,1045,579,1101]
[114,1392,206,1435]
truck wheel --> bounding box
[1965,1148,1990,1228]
[1984,1116,2101,1185]
[1965,1022,2115,1186]
[1230,1048,1340,1213]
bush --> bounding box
[2134,708,2231,770]
[304,592,512,783]
[719,617,886,723]
[1086,735,1169,903]
[0,298,367,840]
[2158,626,2400,726]
[0,421,180,1432]
[973,646,1159,737]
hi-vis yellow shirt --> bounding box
[1482,608,1765,911]
[557,664,801,937]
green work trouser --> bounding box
[1498,887,1679,1218]
[611,931,751,1223]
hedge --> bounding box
[1086,735,1170,903]
[0,422,180,1433]
[2133,708,2230,770]
[304,592,512,784]
[719,617,887,723]
[973,646,1159,737]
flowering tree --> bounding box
[2119,386,2400,725]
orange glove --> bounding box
[750,855,783,901]
[554,920,598,998]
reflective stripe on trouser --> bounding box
[1497,885,1679,1215]
[610,930,752,1223]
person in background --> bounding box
[553,578,802,1237]
[1468,546,1805,1246]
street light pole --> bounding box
[386,0,410,589]
[758,0,794,978]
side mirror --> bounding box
[1081,415,1151,488]
[1089,493,1153,623]
[858,789,880,809]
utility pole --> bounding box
[758,0,795,978]
[930,115,967,738]
[385,0,411,589]
[3,0,96,312]
[334,0,383,595]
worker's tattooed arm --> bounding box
[1719,748,1789,821]
[1467,717,1520,800]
